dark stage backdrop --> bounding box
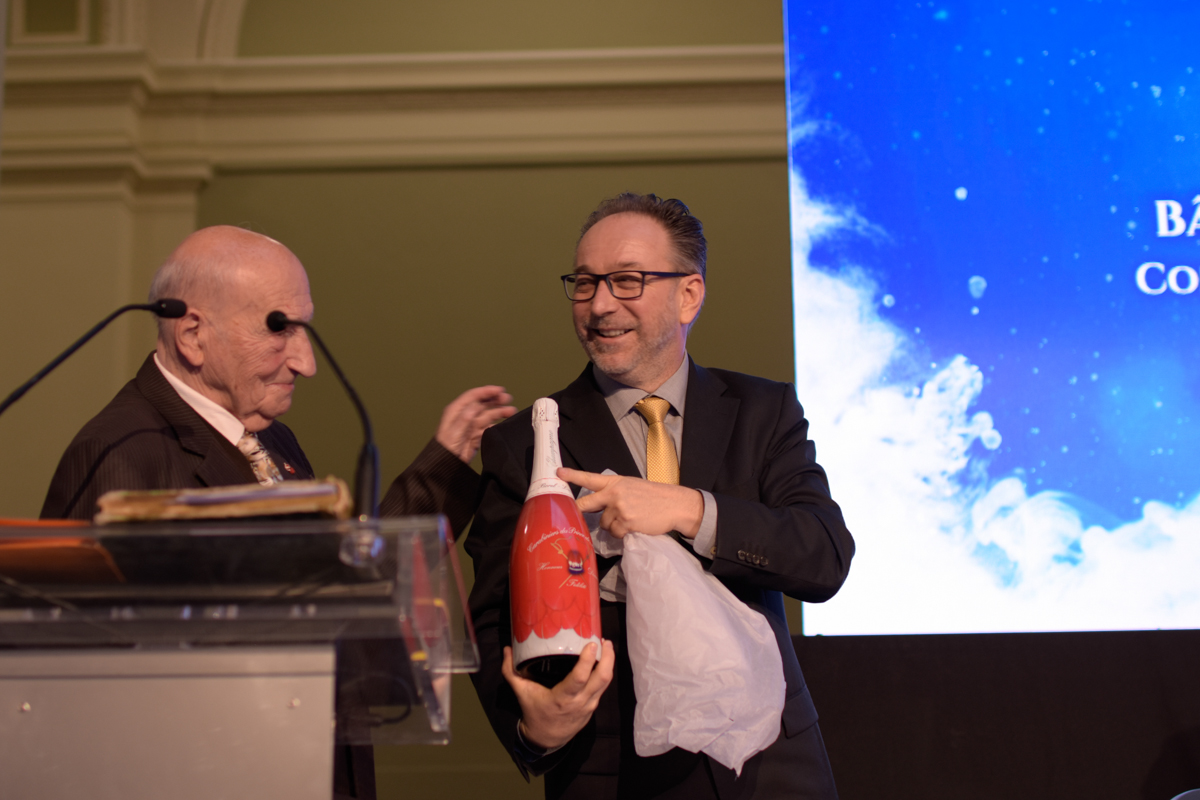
[795,630,1200,800]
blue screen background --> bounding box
[784,1,1200,634]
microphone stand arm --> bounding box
[284,320,379,520]
[0,302,180,418]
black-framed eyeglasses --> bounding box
[561,270,688,301]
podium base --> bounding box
[0,645,336,800]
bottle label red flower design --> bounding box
[509,398,602,686]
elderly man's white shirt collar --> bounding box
[593,354,689,420]
[154,353,246,446]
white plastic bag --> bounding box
[621,531,785,776]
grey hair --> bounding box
[149,254,199,306]
[147,241,236,339]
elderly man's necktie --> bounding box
[634,396,679,485]
[237,431,284,486]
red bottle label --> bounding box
[510,493,601,661]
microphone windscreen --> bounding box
[266,311,290,333]
[153,299,188,318]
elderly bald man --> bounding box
[41,225,515,526]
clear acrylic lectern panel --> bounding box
[0,516,478,747]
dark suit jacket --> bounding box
[466,361,855,800]
[41,354,313,519]
[41,354,480,533]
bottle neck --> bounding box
[527,414,572,500]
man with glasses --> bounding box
[466,193,854,799]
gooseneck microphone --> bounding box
[0,299,188,418]
[266,311,379,519]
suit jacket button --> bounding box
[761,556,769,567]
[737,550,746,561]
[752,555,761,565]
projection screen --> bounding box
[785,1,1200,635]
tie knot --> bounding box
[236,431,262,457]
[237,430,283,486]
[635,396,671,426]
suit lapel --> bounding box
[557,361,738,578]
[135,355,258,487]
[679,361,739,492]
[556,366,640,479]
[556,361,740,490]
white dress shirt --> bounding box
[153,353,246,445]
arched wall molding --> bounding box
[96,0,245,62]
[197,0,247,59]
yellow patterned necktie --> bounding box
[634,396,679,485]
[236,431,284,486]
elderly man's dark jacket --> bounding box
[40,353,482,800]
[41,354,479,527]
[467,361,854,800]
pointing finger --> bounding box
[557,468,613,491]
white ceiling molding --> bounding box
[2,44,785,189]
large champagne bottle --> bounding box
[509,398,602,688]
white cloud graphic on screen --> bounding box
[787,164,1200,635]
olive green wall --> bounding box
[4,0,101,44]
[19,0,76,35]
[239,0,783,56]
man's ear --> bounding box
[678,274,706,326]
[173,311,206,368]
